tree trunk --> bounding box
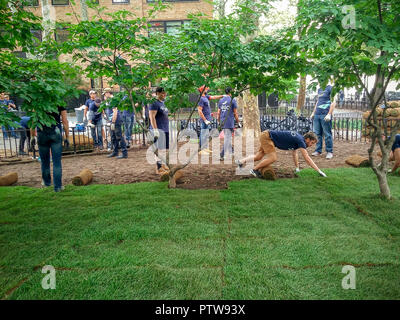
[296,75,306,112]
[376,170,391,199]
[241,89,261,140]
[81,0,88,22]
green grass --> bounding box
[0,168,399,300]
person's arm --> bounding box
[209,95,224,100]
[112,107,118,123]
[217,108,221,122]
[149,110,158,130]
[299,148,326,176]
[197,106,207,122]
[61,110,69,139]
[8,101,16,110]
[310,102,318,118]
[292,150,300,171]
[392,150,400,173]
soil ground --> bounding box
[0,139,380,190]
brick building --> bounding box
[24,0,213,92]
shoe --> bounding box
[235,160,244,168]
[99,145,104,151]
[41,179,51,188]
[117,154,128,159]
[250,169,263,179]
[19,151,28,156]
[220,156,225,161]
[54,186,65,192]
[107,148,111,152]
[107,153,117,158]
[312,151,322,156]
[326,152,333,159]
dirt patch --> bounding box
[0,140,378,190]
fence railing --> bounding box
[3,115,397,160]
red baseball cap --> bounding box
[198,85,209,94]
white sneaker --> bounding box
[312,151,321,156]
[326,152,333,159]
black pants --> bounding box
[19,128,30,152]
[111,124,127,156]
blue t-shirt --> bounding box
[315,85,332,115]
[19,116,30,129]
[392,134,400,152]
[199,95,212,122]
[85,98,95,108]
[149,99,169,133]
[218,96,237,129]
[122,110,135,118]
[89,101,102,123]
[269,130,307,150]
[0,99,12,110]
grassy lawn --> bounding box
[0,168,399,300]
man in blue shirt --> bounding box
[236,130,327,178]
[310,84,337,159]
[149,87,169,174]
[88,98,104,150]
[197,85,223,155]
[18,116,31,155]
[389,134,400,174]
[218,87,241,160]
[1,92,18,138]
[84,90,97,123]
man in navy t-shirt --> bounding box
[149,87,169,173]
[197,85,223,154]
[107,96,128,159]
[88,98,103,150]
[218,87,241,160]
[236,130,327,178]
[84,90,97,122]
[1,92,18,138]
[389,134,400,174]
[310,84,337,159]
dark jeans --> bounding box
[90,120,103,148]
[123,115,134,142]
[37,127,63,191]
[2,126,18,138]
[313,114,333,153]
[111,124,127,156]
[19,128,30,152]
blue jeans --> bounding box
[37,127,63,191]
[2,126,18,138]
[313,114,333,153]
[123,115,134,142]
[199,120,211,150]
[220,128,234,158]
[90,120,103,148]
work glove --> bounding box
[324,114,332,122]
[110,123,115,131]
[204,120,211,126]
[237,122,242,128]
[310,112,315,120]
[318,170,327,177]
[30,137,37,150]
[153,128,160,139]
[87,122,95,128]
[63,139,70,148]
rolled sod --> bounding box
[345,155,370,168]
[160,169,184,183]
[72,169,93,186]
[260,166,277,180]
[0,172,18,186]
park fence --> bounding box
[2,115,397,160]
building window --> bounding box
[147,0,198,2]
[52,0,69,5]
[112,0,129,4]
[26,0,39,6]
[55,28,69,43]
[31,29,42,46]
[149,20,189,35]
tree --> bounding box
[295,0,400,199]
[0,0,81,129]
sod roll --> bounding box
[160,169,184,182]
[72,169,93,186]
[260,166,277,180]
[0,172,18,186]
[345,155,370,167]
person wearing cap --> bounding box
[84,90,97,123]
[218,87,241,160]
[103,88,114,152]
[149,87,169,174]
[197,85,223,155]
[88,98,104,151]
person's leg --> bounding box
[37,131,51,186]
[199,121,210,151]
[2,126,8,139]
[254,151,277,170]
[321,117,333,153]
[392,148,400,172]
[96,122,103,149]
[115,124,127,157]
[313,115,323,154]
[50,129,63,191]
[221,128,233,159]
[90,126,98,147]
[19,129,27,153]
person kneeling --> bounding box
[236,130,327,178]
